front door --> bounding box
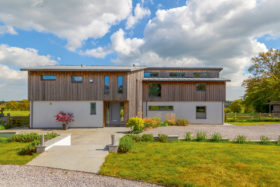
[110,102,121,125]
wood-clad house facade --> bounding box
[22,66,229,128]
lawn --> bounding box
[0,137,38,165]
[3,110,30,116]
[230,121,280,125]
[100,141,280,187]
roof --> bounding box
[268,101,280,105]
[143,78,231,82]
[20,65,146,72]
[21,65,224,72]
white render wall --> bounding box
[143,101,224,124]
[32,101,103,128]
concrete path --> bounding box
[27,127,129,173]
[142,124,280,141]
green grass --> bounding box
[230,121,280,125]
[3,110,30,116]
[100,141,280,187]
[0,137,38,165]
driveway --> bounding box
[27,127,129,173]
[142,124,280,141]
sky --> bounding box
[0,0,280,101]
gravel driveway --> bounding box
[0,165,160,187]
[142,124,280,141]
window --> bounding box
[118,76,123,94]
[144,72,159,78]
[196,83,206,91]
[41,75,56,80]
[104,76,110,94]
[193,72,208,78]
[120,102,124,122]
[72,76,83,83]
[169,72,185,77]
[90,103,96,115]
[149,83,161,97]
[196,106,206,119]
[149,106,173,111]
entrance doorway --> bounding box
[105,102,125,126]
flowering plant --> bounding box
[54,112,74,129]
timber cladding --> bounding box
[28,71,129,101]
[143,81,226,101]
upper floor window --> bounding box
[193,72,208,78]
[104,76,110,94]
[169,72,185,78]
[144,72,159,78]
[72,76,83,83]
[149,83,161,97]
[196,83,206,91]
[41,75,56,80]
[118,76,123,94]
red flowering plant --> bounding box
[54,112,74,130]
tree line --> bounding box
[0,99,30,111]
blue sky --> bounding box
[0,0,279,101]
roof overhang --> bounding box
[143,78,231,82]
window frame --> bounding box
[196,106,207,119]
[117,75,124,94]
[90,103,96,115]
[104,75,110,94]
[148,105,174,111]
[169,72,185,78]
[196,83,206,91]
[144,72,159,78]
[148,83,161,98]
[41,75,56,81]
[72,76,83,83]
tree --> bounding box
[243,49,280,112]
[229,99,242,113]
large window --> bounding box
[118,76,123,94]
[90,103,96,115]
[193,72,208,78]
[149,106,173,111]
[72,76,83,83]
[104,76,110,94]
[149,83,161,97]
[196,106,206,119]
[196,83,206,91]
[144,72,159,78]
[41,75,56,80]
[169,72,185,78]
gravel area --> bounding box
[0,165,161,187]
[142,124,280,141]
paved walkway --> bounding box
[27,128,129,173]
[142,124,280,141]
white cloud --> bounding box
[111,0,280,100]
[0,0,132,51]
[0,44,57,100]
[0,25,17,35]
[126,3,151,29]
[80,47,112,58]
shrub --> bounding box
[158,134,168,143]
[131,134,142,142]
[44,132,59,141]
[196,131,207,141]
[164,120,175,126]
[152,117,161,128]
[143,118,155,128]
[118,135,134,153]
[8,133,40,143]
[18,140,40,155]
[160,122,169,127]
[0,124,6,130]
[141,134,154,142]
[185,132,192,141]
[260,136,270,144]
[234,135,247,144]
[175,118,189,126]
[126,117,144,133]
[210,132,222,142]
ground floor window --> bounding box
[196,106,206,119]
[149,106,174,111]
[120,102,124,122]
[90,103,96,115]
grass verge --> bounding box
[100,141,280,187]
[0,137,38,165]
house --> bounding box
[21,65,230,128]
